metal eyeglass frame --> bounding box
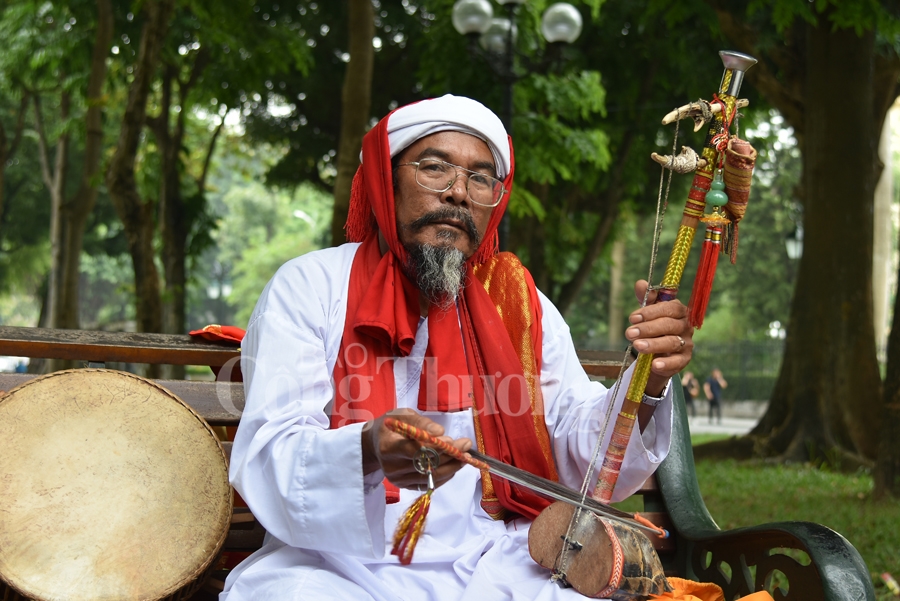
[398,158,507,208]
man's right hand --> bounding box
[361,408,472,490]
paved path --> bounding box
[686,415,757,436]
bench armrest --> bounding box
[656,386,875,601]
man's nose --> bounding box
[444,172,470,204]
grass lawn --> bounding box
[691,455,900,599]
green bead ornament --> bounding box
[705,169,728,207]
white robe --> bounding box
[221,243,673,601]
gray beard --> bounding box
[403,244,466,310]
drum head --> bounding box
[0,369,232,601]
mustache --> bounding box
[404,207,481,243]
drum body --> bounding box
[0,369,232,601]
[529,501,671,599]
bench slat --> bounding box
[0,326,240,366]
[0,374,245,426]
[577,349,632,379]
[0,326,626,377]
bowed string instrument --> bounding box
[387,50,759,599]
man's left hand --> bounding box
[626,280,694,397]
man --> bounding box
[222,95,694,601]
[681,370,699,418]
[704,368,728,424]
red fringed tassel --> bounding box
[688,214,729,328]
[391,491,432,565]
[344,166,378,243]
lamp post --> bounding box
[451,0,582,246]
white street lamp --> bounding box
[480,18,516,54]
[541,3,583,44]
[451,0,494,36]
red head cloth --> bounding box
[333,95,557,517]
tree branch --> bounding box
[54,90,70,204]
[197,115,225,192]
[4,94,29,161]
[31,94,54,192]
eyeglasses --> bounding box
[398,158,507,208]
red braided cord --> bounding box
[384,418,489,471]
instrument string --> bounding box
[574,109,683,502]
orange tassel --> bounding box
[391,491,432,565]
[688,209,730,329]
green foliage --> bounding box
[746,0,897,36]
[245,0,425,190]
[0,1,91,91]
[507,186,546,220]
[79,250,134,329]
[0,0,93,308]
[218,181,332,326]
[512,71,610,194]
[187,138,332,328]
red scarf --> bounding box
[331,113,557,519]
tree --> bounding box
[245,0,425,195]
[0,93,28,230]
[706,0,900,465]
[0,0,113,376]
[106,0,176,344]
[139,0,310,368]
[43,0,113,339]
[332,0,374,246]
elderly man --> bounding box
[222,95,694,601]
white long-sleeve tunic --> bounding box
[221,243,673,601]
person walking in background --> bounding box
[681,370,699,417]
[704,368,728,424]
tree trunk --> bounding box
[34,91,70,335]
[58,0,114,331]
[154,66,186,379]
[608,235,625,348]
[331,0,374,246]
[106,0,175,370]
[0,94,29,230]
[752,25,882,464]
[32,0,113,371]
[551,66,649,317]
[153,51,211,380]
[875,256,900,497]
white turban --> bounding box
[361,95,511,179]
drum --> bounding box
[530,501,671,599]
[0,369,232,601]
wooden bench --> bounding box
[0,326,875,600]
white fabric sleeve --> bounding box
[537,292,674,503]
[228,247,387,559]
